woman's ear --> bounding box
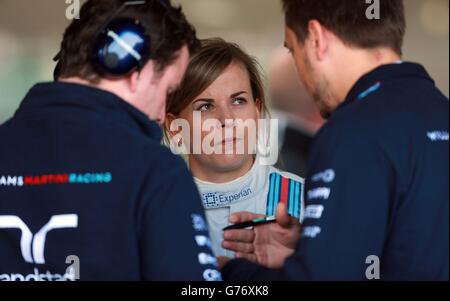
[255,98,262,119]
[165,113,179,139]
[165,113,187,153]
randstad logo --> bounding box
[0,215,78,264]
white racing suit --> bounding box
[195,159,304,257]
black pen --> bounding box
[222,216,276,231]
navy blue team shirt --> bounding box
[0,82,221,281]
[222,62,449,281]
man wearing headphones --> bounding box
[0,0,221,281]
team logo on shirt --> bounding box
[190,215,222,281]
[0,214,80,281]
[304,205,325,219]
[0,172,112,187]
[201,187,253,209]
[307,187,331,201]
[191,214,209,232]
[427,131,449,142]
[302,226,322,238]
[0,214,78,264]
[311,169,335,183]
[198,253,218,266]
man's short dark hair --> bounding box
[56,0,198,82]
[282,0,406,55]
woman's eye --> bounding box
[232,98,247,105]
[197,103,213,112]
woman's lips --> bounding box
[218,137,242,146]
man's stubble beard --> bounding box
[303,53,334,119]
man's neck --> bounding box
[334,48,401,103]
[60,77,97,89]
[59,77,131,103]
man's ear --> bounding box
[307,20,328,61]
[129,71,140,94]
[129,60,157,93]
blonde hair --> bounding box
[164,38,273,159]
[166,38,269,118]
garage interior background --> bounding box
[0,0,448,123]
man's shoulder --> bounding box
[319,78,449,146]
[331,77,448,129]
[124,137,187,173]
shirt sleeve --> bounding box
[222,121,394,280]
[138,153,222,281]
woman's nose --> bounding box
[217,105,235,127]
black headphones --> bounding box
[92,15,150,76]
[54,0,166,79]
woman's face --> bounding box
[177,62,261,176]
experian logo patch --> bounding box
[202,188,253,209]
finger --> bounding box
[229,211,265,224]
[222,240,254,253]
[235,252,257,263]
[223,229,255,243]
[276,202,291,228]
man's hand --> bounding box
[221,203,301,269]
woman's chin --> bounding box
[212,154,253,172]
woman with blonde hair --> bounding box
[165,38,304,257]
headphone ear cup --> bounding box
[102,49,120,70]
[92,19,150,76]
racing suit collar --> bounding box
[195,156,260,187]
[15,82,162,142]
[339,62,434,112]
[195,157,268,208]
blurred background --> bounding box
[0,0,448,125]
